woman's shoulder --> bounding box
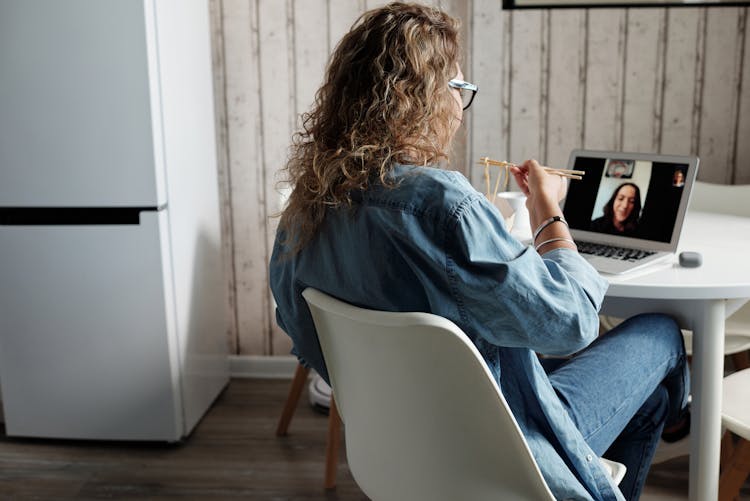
[589,215,610,230]
[392,163,472,188]
[370,164,481,215]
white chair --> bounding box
[685,181,750,370]
[302,287,625,500]
[719,368,750,501]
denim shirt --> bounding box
[270,164,622,500]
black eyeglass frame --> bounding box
[448,79,479,110]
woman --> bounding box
[672,169,685,187]
[590,183,642,237]
[270,4,688,500]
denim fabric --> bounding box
[542,314,689,499]
[270,164,687,500]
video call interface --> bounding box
[562,156,689,244]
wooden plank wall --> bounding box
[211,1,750,356]
[474,6,750,183]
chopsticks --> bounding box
[478,156,584,203]
[478,157,584,180]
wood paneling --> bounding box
[621,8,666,153]
[546,9,587,168]
[220,0,272,355]
[660,8,702,158]
[293,0,329,119]
[470,0,505,184]
[584,9,627,151]
[509,10,546,162]
[698,8,744,183]
[328,0,366,53]
[208,0,238,353]
[737,11,750,184]
[211,1,750,356]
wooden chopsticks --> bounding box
[478,157,584,180]
[477,156,584,203]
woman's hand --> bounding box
[509,159,567,203]
[509,159,568,229]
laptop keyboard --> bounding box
[577,241,656,262]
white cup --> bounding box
[494,191,531,241]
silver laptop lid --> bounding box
[562,149,700,253]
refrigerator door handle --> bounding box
[0,206,162,226]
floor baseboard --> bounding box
[229,355,299,379]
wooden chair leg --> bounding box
[324,394,342,489]
[721,431,735,470]
[276,364,310,436]
[718,437,750,501]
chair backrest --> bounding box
[689,181,750,337]
[689,181,750,218]
[302,287,555,501]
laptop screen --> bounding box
[562,150,699,252]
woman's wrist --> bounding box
[535,237,577,253]
[533,216,568,243]
[528,196,576,254]
[529,195,563,230]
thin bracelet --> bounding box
[533,215,568,242]
[535,237,577,253]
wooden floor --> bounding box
[0,378,746,500]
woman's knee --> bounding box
[641,313,683,350]
[606,313,686,364]
[619,313,682,347]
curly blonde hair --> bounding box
[277,2,461,254]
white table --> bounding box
[600,210,750,501]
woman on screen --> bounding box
[672,169,685,187]
[590,182,642,237]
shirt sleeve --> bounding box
[447,193,609,356]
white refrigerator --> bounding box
[0,0,229,441]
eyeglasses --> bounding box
[448,79,478,110]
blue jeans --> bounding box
[541,313,690,500]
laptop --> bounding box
[561,149,699,275]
